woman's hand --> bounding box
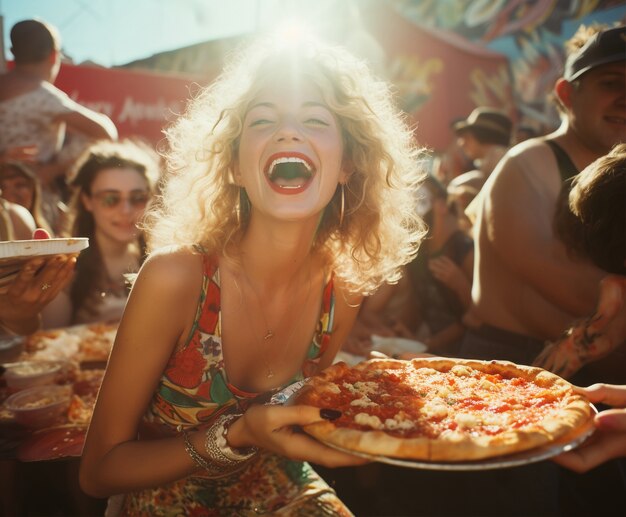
[228,404,369,468]
[552,384,626,472]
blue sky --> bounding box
[1,0,324,66]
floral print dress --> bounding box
[120,254,353,516]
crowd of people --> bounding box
[0,14,624,517]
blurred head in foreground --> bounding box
[556,143,626,275]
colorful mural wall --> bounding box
[391,0,626,131]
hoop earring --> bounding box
[339,183,345,228]
[238,187,250,225]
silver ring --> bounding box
[41,282,52,291]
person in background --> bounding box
[78,33,424,515]
[456,24,626,517]
[535,143,626,379]
[445,169,484,233]
[460,24,625,373]
[405,175,473,356]
[0,161,55,234]
[431,142,473,187]
[345,175,473,358]
[42,140,158,328]
[453,106,513,185]
[545,143,626,477]
[0,196,35,242]
[0,19,117,230]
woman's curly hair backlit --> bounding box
[144,36,426,295]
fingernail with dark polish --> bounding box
[320,409,342,420]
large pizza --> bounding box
[295,358,592,462]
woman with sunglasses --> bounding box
[42,139,159,327]
[79,34,424,515]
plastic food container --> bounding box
[3,360,64,390]
[4,385,71,428]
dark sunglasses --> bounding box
[91,190,151,209]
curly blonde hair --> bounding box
[145,36,426,295]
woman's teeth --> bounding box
[268,159,312,187]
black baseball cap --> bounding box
[564,25,626,82]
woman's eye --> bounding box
[305,118,329,126]
[249,118,274,127]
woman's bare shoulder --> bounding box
[137,245,208,292]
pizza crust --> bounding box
[296,357,592,462]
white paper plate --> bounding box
[0,238,89,260]
[370,335,428,356]
[318,404,597,471]
[0,238,89,292]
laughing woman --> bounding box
[79,35,425,516]
[42,139,159,327]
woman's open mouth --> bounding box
[264,152,315,194]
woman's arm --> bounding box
[79,250,205,497]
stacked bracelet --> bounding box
[181,413,258,479]
[205,413,258,463]
[182,430,213,471]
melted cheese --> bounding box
[385,415,415,431]
[450,365,472,377]
[455,412,480,429]
[350,396,378,408]
[355,413,383,429]
[353,381,379,395]
[324,383,341,395]
[421,400,449,419]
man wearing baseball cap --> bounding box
[456,23,625,516]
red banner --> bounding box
[54,63,201,145]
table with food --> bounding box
[0,322,116,462]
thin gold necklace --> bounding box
[240,260,313,379]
